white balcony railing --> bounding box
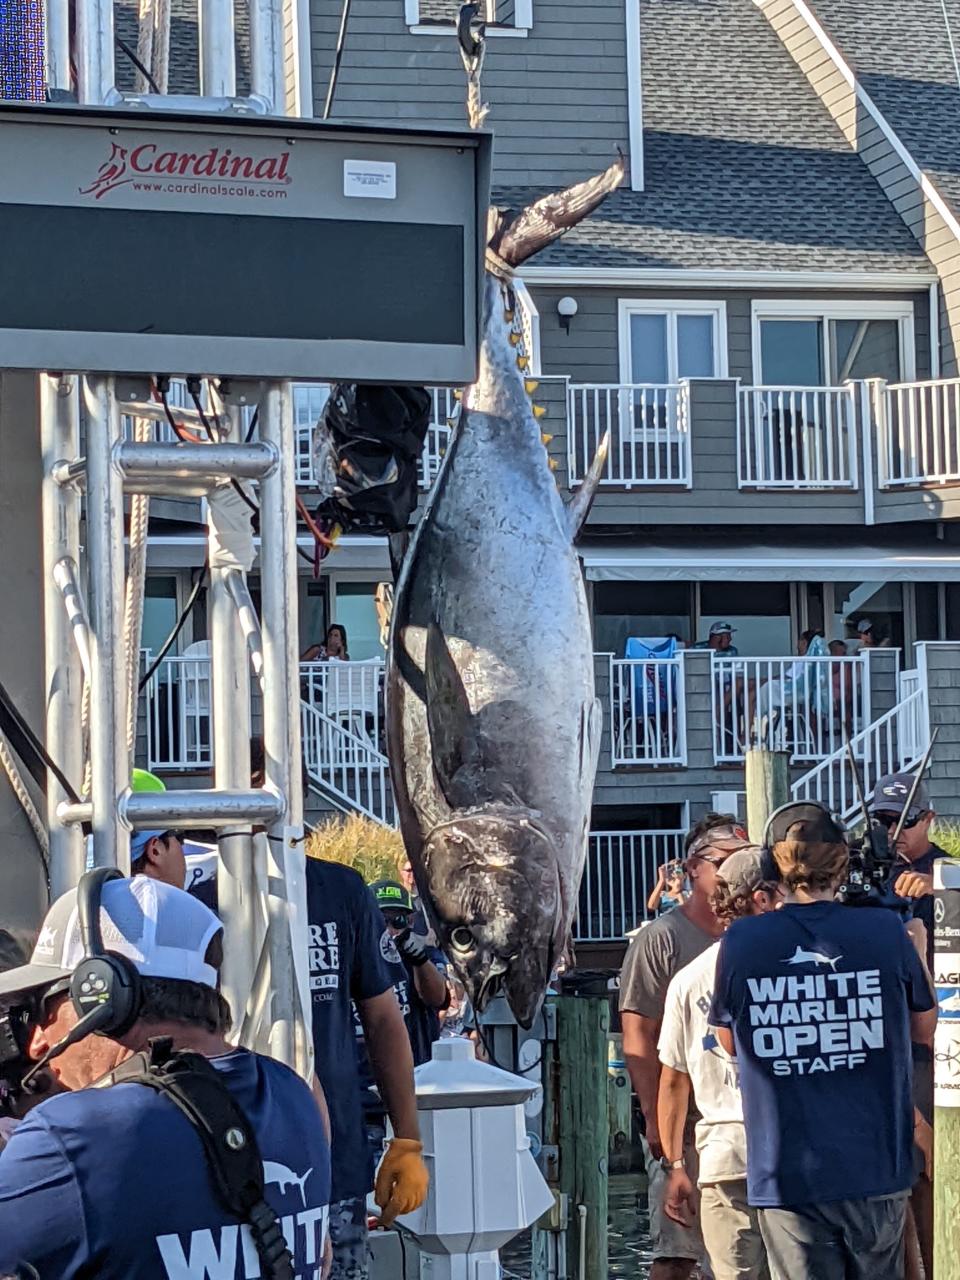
[877,377,960,488]
[737,385,858,489]
[574,829,686,942]
[792,684,928,823]
[300,659,385,756]
[712,655,867,765]
[568,383,691,489]
[301,697,394,826]
[610,656,686,767]
[142,650,214,771]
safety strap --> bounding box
[106,1039,294,1280]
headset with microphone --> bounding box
[21,868,143,1089]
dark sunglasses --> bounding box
[693,853,729,867]
[875,811,927,832]
[382,909,412,928]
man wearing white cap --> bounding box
[0,873,332,1279]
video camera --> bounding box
[0,997,39,1114]
[836,816,906,910]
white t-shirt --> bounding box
[657,941,746,1185]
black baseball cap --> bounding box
[370,880,414,914]
[870,772,930,821]
[764,801,846,848]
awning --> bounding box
[580,541,960,582]
[145,534,390,572]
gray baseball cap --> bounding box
[716,846,778,895]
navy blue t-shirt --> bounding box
[0,1050,330,1279]
[710,902,933,1208]
[885,842,947,966]
[306,859,395,1202]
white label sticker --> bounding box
[343,159,397,199]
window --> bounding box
[593,581,693,654]
[333,582,385,660]
[405,0,532,33]
[752,301,914,386]
[142,576,179,656]
[619,302,726,385]
[699,581,794,656]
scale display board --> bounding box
[0,104,491,384]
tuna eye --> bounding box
[450,927,475,953]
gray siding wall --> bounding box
[531,285,932,385]
[919,641,960,820]
[763,0,960,376]
[310,0,629,184]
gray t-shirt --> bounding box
[619,907,715,1021]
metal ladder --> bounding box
[40,0,313,1074]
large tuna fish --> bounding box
[386,159,623,1027]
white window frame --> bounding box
[750,299,917,385]
[405,0,532,36]
[617,299,729,384]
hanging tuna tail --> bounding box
[489,151,625,270]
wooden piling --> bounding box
[557,995,609,1280]
[745,748,789,845]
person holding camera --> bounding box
[0,873,332,1279]
[709,802,936,1280]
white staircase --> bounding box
[791,673,929,823]
[300,697,395,826]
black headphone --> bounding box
[69,867,143,1038]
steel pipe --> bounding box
[210,403,260,1032]
[117,441,278,482]
[59,788,284,829]
[75,0,116,104]
[259,380,313,1076]
[225,568,266,691]
[40,378,85,896]
[199,0,237,97]
[83,376,129,871]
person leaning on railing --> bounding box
[301,623,351,663]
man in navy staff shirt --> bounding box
[0,875,332,1279]
[709,802,936,1280]
[174,840,429,1280]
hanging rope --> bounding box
[457,3,488,129]
[0,729,50,872]
[123,417,152,765]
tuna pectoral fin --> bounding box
[424,621,477,807]
[564,431,609,541]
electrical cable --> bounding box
[138,563,209,692]
[474,1018,543,1074]
[323,0,353,119]
[115,35,161,93]
[243,406,260,444]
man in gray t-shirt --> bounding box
[620,816,752,1280]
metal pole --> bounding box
[43,0,72,94]
[210,404,259,1033]
[199,0,237,97]
[83,377,129,872]
[40,375,85,897]
[249,0,286,111]
[258,381,312,1077]
[75,0,116,104]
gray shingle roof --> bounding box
[497,0,926,271]
[807,0,960,221]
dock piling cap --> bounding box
[414,1037,538,1110]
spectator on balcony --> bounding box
[620,814,753,1280]
[695,622,738,655]
[797,628,823,656]
[829,640,855,738]
[302,623,351,662]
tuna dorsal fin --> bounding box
[564,431,609,540]
[490,153,625,269]
[424,621,478,807]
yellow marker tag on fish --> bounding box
[517,356,529,370]
[541,433,554,445]
[533,405,547,419]
[524,380,539,395]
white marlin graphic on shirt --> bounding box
[784,945,842,970]
[263,1161,313,1208]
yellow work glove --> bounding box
[374,1137,429,1226]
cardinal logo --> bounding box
[79,143,131,199]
